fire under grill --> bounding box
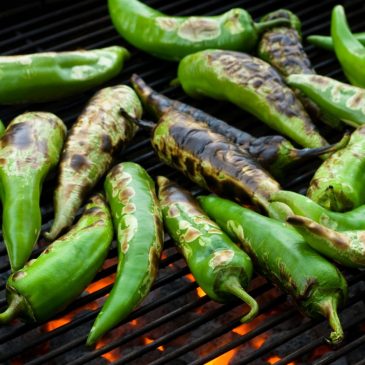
[0,0,365,364]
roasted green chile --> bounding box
[87,162,164,346]
[45,85,142,241]
[332,5,365,88]
[158,176,258,322]
[177,50,329,149]
[131,74,345,178]
[108,0,289,61]
[308,32,365,51]
[287,74,365,127]
[257,9,342,129]
[0,193,113,324]
[0,112,66,271]
[307,125,365,212]
[0,46,129,104]
[199,195,348,345]
[120,108,281,209]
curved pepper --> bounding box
[120,108,281,210]
[0,112,66,271]
[199,195,348,345]
[308,32,365,51]
[0,193,113,324]
[87,162,164,346]
[158,176,258,322]
[332,5,365,88]
[108,0,289,61]
[257,9,342,129]
[307,125,365,212]
[177,50,328,149]
[0,46,129,104]
[45,85,142,241]
[287,74,365,127]
[131,74,346,178]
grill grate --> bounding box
[1,0,365,364]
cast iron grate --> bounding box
[0,0,365,364]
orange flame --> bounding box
[96,338,120,362]
[232,323,253,336]
[267,355,294,365]
[86,274,116,294]
[144,337,165,351]
[185,273,206,298]
[206,349,238,365]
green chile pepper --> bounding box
[257,9,342,130]
[287,74,365,127]
[0,193,113,324]
[87,162,164,346]
[199,195,348,345]
[332,5,365,88]
[0,119,5,137]
[158,176,258,322]
[0,112,66,271]
[108,0,289,61]
[177,50,329,149]
[120,108,281,210]
[45,85,142,241]
[307,125,365,212]
[308,32,365,51]
[131,74,346,178]
[0,46,129,104]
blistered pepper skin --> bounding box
[87,162,164,346]
[0,46,129,104]
[178,50,328,149]
[0,193,113,324]
[0,112,66,271]
[307,125,365,212]
[157,176,258,322]
[45,86,142,241]
[108,0,289,61]
[199,195,348,345]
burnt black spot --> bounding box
[70,154,89,171]
[2,122,33,149]
[101,134,113,153]
[184,156,196,176]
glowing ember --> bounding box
[310,344,331,360]
[185,273,206,298]
[96,338,120,362]
[232,323,252,336]
[130,319,138,326]
[86,274,116,294]
[266,355,294,365]
[144,337,165,351]
[185,273,195,282]
[251,334,267,349]
[205,349,238,365]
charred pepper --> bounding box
[120,108,281,210]
[158,176,258,322]
[0,193,113,324]
[308,32,365,51]
[108,0,289,61]
[257,9,342,129]
[87,162,164,345]
[0,112,66,271]
[332,5,365,88]
[45,85,142,241]
[287,74,365,127]
[307,125,365,212]
[0,46,129,104]
[199,195,348,345]
[131,74,346,178]
[177,50,329,149]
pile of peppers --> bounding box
[1,0,365,351]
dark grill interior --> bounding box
[1,0,365,364]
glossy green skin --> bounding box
[151,109,281,209]
[308,33,365,51]
[87,162,164,346]
[307,125,365,212]
[332,6,365,88]
[178,50,328,149]
[199,195,348,344]
[0,112,66,271]
[0,193,113,324]
[158,176,258,321]
[108,0,287,61]
[46,85,142,241]
[287,74,365,127]
[0,46,129,104]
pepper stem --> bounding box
[119,108,156,130]
[0,293,22,324]
[320,297,344,345]
[254,18,291,34]
[220,276,259,323]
